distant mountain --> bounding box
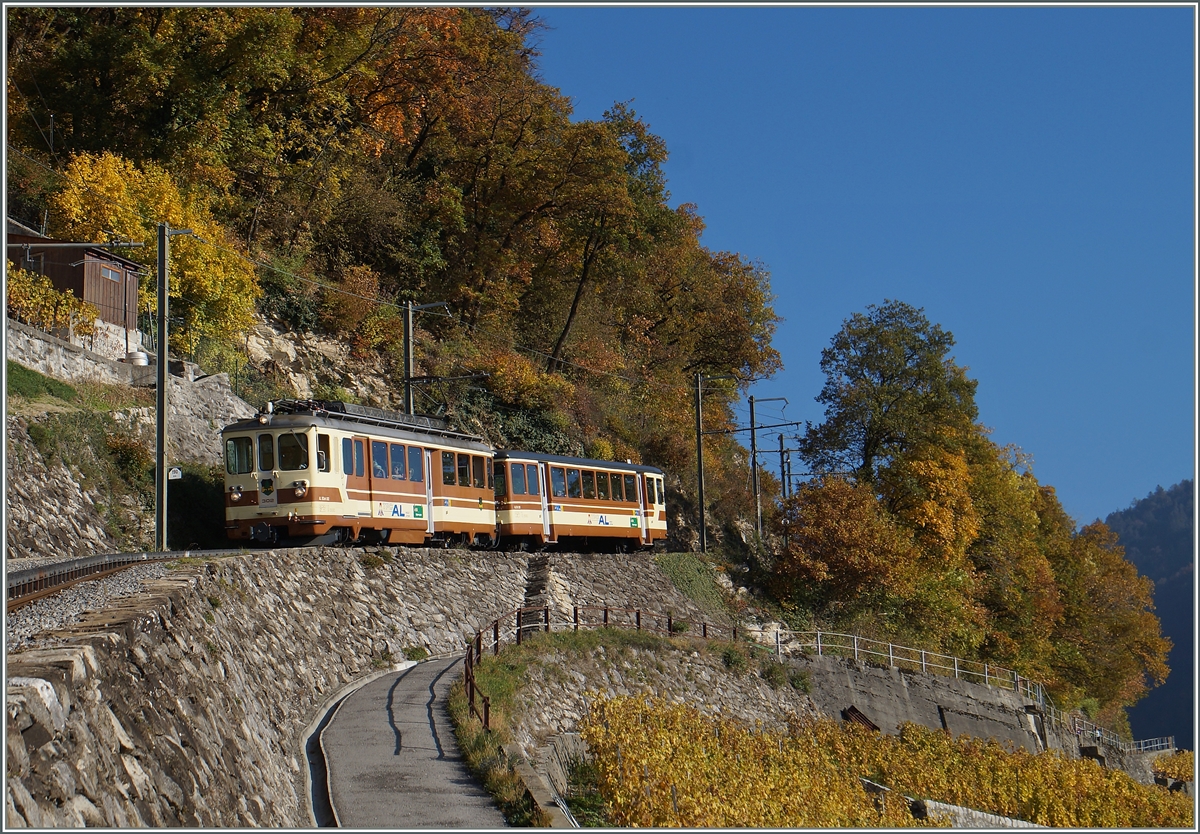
[1105,480,1194,750]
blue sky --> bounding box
[532,4,1196,527]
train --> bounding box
[221,399,668,551]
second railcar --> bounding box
[494,450,666,551]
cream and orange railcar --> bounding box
[493,451,667,551]
[222,401,496,546]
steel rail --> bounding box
[6,549,241,611]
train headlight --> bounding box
[229,485,243,502]
[294,481,308,498]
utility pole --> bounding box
[695,373,706,553]
[155,224,170,552]
[779,434,788,502]
[749,395,759,539]
[748,396,788,541]
[402,301,449,415]
[155,223,191,552]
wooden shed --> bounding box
[6,219,143,331]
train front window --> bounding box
[372,441,389,478]
[225,436,253,474]
[657,477,665,504]
[442,452,456,485]
[550,467,567,498]
[390,444,407,479]
[582,471,596,499]
[279,433,309,471]
[527,464,540,495]
[596,471,609,500]
[409,447,424,482]
[473,456,486,489]
[624,474,637,502]
[511,463,527,494]
[258,434,275,470]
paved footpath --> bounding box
[322,655,508,828]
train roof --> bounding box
[495,449,664,475]
[222,400,493,451]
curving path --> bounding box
[321,656,507,829]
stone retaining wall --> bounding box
[5,547,529,827]
[6,318,154,388]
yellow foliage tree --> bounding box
[48,152,258,355]
[5,261,99,338]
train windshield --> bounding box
[225,436,254,474]
[278,433,309,471]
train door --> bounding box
[537,463,552,541]
[423,449,435,535]
[344,435,371,514]
[540,463,556,542]
[637,474,651,545]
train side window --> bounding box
[409,447,424,482]
[372,441,389,478]
[354,440,365,478]
[390,444,406,479]
[657,477,665,504]
[442,452,456,485]
[342,438,354,476]
[487,459,494,489]
[458,454,471,487]
[527,464,540,495]
[550,467,567,498]
[582,470,596,499]
[511,463,527,494]
[225,436,253,474]
[566,468,582,499]
[473,456,486,489]
[258,434,275,470]
[494,464,507,497]
[596,471,609,500]
[624,474,637,502]
[610,473,623,501]
[317,434,331,472]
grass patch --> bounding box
[446,675,550,827]
[403,646,429,662]
[563,759,608,826]
[654,552,731,617]
[6,360,78,401]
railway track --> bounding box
[6,550,238,612]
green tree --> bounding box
[799,300,978,484]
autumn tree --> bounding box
[1046,514,1171,720]
[799,300,978,484]
[48,151,259,355]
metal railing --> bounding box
[770,628,1172,756]
[463,605,738,729]
[462,612,1174,757]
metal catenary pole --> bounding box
[695,372,706,552]
[155,223,169,552]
